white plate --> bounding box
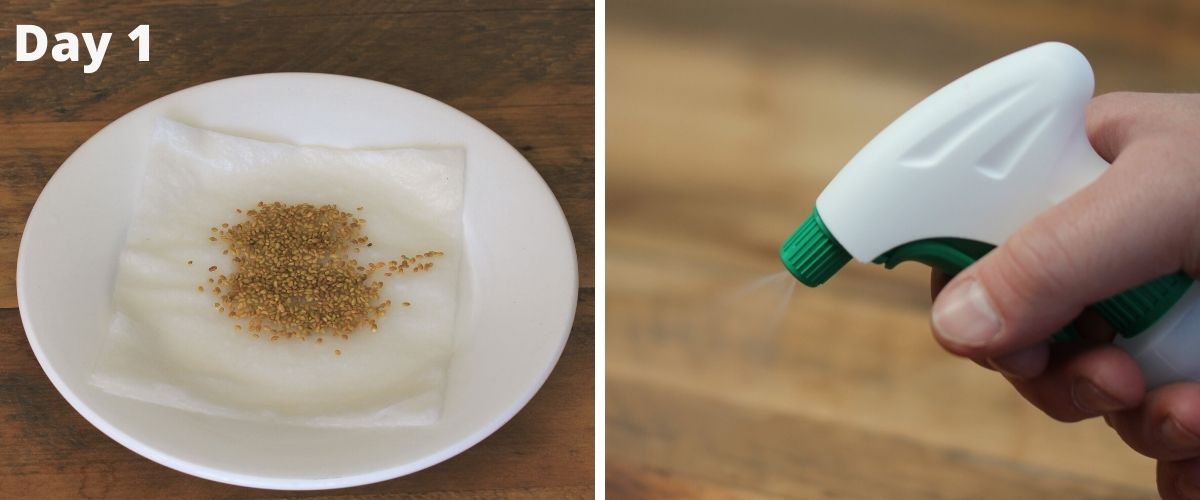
[16,74,578,489]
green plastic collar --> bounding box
[780,209,852,287]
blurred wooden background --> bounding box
[607,0,1200,498]
[0,1,593,498]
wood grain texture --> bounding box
[607,0,1200,497]
[608,381,1154,500]
[0,1,594,497]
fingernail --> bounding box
[987,345,1047,380]
[1070,379,1123,414]
[1162,418,1200,451]
[932,279,1001,347]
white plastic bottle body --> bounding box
[1115,287,1200,388]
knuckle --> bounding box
[1086,92,1142,159]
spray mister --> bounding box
[780,42,1200,388]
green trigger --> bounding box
[873,238,1080,342]
[873,238,995,275]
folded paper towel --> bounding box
[91,119,464,427]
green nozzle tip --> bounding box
[781,209,851,287]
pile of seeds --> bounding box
[196,202,442,341]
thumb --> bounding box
[930,144,1189,359]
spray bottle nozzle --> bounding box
[780,209,851,287]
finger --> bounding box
[1005,344,1143,422]
[929,153,1188,359]
[1108,383,1200,460]
[933,270,998,371]
[1160,457,1200,500]
[1088,92,1200,278]
[986,343,1048,380]
[989,310,1118,380]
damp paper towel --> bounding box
[91,119,464,427]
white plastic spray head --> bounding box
[781,42,1108,285]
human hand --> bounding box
[927,92,1200,499]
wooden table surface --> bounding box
[607,0,1200,498]
[0,1,594,498]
